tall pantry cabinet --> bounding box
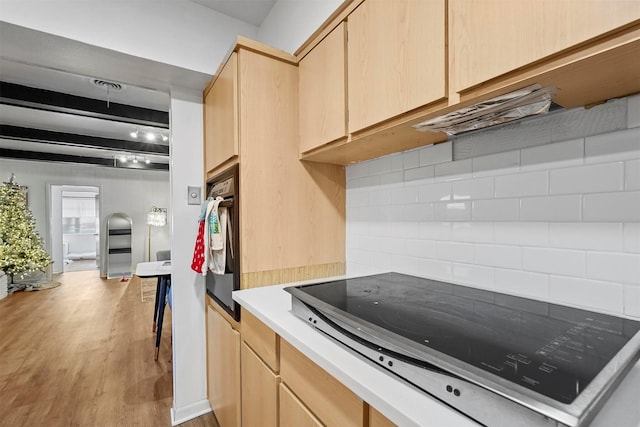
[202,38,346,427]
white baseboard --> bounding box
[170,399,212,426]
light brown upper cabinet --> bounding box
[347,0,446,133]
[203,52,238,175]
[299,22,348,154]
[450,0,640,94]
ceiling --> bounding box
[0,0,276,171]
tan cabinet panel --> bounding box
[299,22,348,154]
[369,406,396,427]
[450,0,640,93]
[348,0,446,132]
[241,310,279,372]
[207,304,241,427]
[279,383,323,427]
[241,342,279,427]
[280,339,363,427]
[204,52,238,174]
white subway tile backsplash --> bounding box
[586,252,640,285]
[418,182,452,202]
[494,269,549,300]
[434,241,474,263]
[453,177,494,200]
[629,94,640,129]
[549,276,624,314]
[434,201,472,221]
[585,128,640,164]
[549,223,623,251]
[392,254,423,277]
[452,264,494,288]
[473,151,520,177]
[624,286,640,318]
[624,224,640,253]
[452,222,494,243]
[472,199,520,221]
[404,165,435,184]
[369,188,393,206]
[402,204,434,222]
[583,192,640,222]
[346,94,638,317]
[494,222,549,247]
[403,149,420,170]
[520,139,584,170]
[347,190,369,207]
[520,195,582,222]
[625,159,640,191]
[523,247,586,277]
[419,259,453,281]
[379,171,403,186]
[494,171,548,198]
[550,162,624,195]
[392,187,419,205]
[402,239,436,259]
[419,222,452,241]
[474,244,522,269]
[419,141,453,166]
[434,159,472,182]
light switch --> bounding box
[187,186,201,205]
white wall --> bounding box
[346,94,640,319]
[0,158,170,276]
[167,87,209,424]
[0,0,258,75]
[258,0,343,53]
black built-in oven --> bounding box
[205,164,240,321]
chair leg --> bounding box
[152,277,161,332]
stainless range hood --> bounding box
[414,84,556,136]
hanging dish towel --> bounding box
[191,198,213,275]
[204,197,227,275]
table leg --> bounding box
[155,277,168,361]
[152,277,161,332]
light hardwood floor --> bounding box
[0,270,219,427]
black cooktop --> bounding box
[291,272,640,404]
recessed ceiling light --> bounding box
[146,132,156,141]
[130,131,139,138]
[133,157,139,164]
[145,158,151,164]
[162,135,168,142]
[120,155,128,163]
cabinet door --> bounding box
[450,0,640,93]
[279,383,323,427]
[207,305,241,427]
[241,342,279,427]
[370,406,396,427]
[299,22,347,154]
[280,339,363,427]
[204,52,239,175]
[348,0,446,132]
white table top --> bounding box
[233,278,640,427]
[135,261,172,278]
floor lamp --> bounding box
[146,206,167,261]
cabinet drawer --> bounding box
[241,342,279,427]
[280,339,364,427]
[241,310,279,372]
[279,383,323,427]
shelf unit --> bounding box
[106,213,132,279]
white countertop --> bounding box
[233,278,640,427]
[135,260,172,277]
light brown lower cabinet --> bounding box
[369,406,397,427]
[206,303,241,427]
[241,342,279,427]
[279,383,323,427]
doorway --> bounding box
[49,185,100,273]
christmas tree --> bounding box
[0,174,52,284]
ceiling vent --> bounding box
[90,79,125,91]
